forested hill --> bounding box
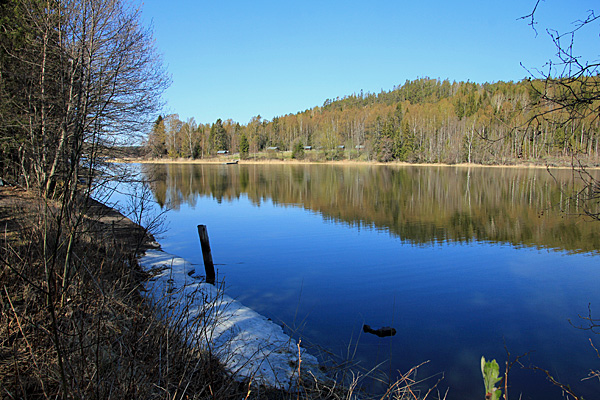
[146,77,600,165]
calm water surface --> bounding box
[129,163,600,399]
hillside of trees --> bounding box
[145,77,600,165]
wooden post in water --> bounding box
[197,225,216,285]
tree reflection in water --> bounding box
[144,163,600,254]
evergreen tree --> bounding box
[291,140,305,159]
[147,115,166,157]
[210,118,228,152]
[239,133,249,159]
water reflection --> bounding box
[143,163,600,254]
[136,162,600,399]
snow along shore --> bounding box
[138,249,322,390]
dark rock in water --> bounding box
[363,324,397,337]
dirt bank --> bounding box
[0,186,247,398]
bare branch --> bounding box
[518,0,542,36]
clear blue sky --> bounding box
[135,0,598,125]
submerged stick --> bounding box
[197,225,215,285]
[363,324,397,338]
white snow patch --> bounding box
[138,249,322,389]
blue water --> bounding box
[110,164,600,399]
[154,197,599,398]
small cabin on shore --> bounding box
[216,150,229,155]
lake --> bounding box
[124,163,600,399]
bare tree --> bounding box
[1,0,169,199]
[0,3,169,395]
[521,1,600,220]
[183,117,198,158]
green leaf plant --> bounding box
[481,356,503,400]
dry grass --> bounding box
[110,153,600,170]
[0,186,249,399]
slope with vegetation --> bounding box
[146,77,600,166]
[0,185,251,398]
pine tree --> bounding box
[210,119,228,153]
[239,133,249,159]
[147,115,166,157]
[291,140,305,159]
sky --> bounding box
[135,0,599,125]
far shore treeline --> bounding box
[146,77,600,166]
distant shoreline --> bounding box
[110,157,600,170]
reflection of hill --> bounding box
[144,163,600,254]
